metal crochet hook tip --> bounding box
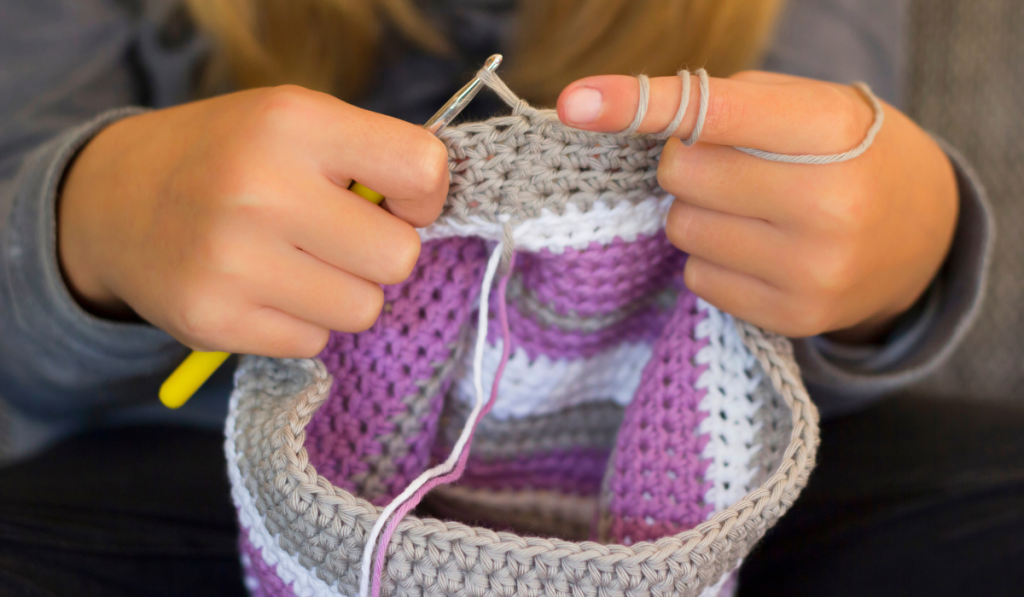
[423,54,503,135]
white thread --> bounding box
[694,301,764,513]
[453,341,654,419]
[419,195,674,253]
[357,240,505,597]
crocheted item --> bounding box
[226,70,829,597]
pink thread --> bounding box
[369,253,516,597]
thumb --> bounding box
[556,71,877,156]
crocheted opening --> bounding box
[303,230,704,542]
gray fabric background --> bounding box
[907,1,1023,402]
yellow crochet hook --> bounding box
[159,54,503,409]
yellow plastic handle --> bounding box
[160,351,231,409]
[349,181,385,204]
[158,180,385,409]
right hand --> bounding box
[59,85,450,358]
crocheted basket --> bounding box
[226,76,820,597]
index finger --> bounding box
[556,72,877,156]
[263,86,450,228]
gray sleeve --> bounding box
[763,0,995,417]
[792,142,994,418]
[0,0,188,420]
[764,0,909,107]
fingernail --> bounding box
[563,87,603,124]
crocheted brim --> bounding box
[228,319,815,597]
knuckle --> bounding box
[412,136,451,197]
[804,249,858,295]
[704,84,744,140]
[174,286,224,345]
[251,85,315,133]
[380,227,422,284]
[193,227,247,276]
[730,70,760,81]
[682,258,706,295]
[665,201,698,251]
[785,301,834,338]
[291,327,331,359]
[656,143,686,194]
[824,86,869,150]
[810,188,875,235]
[348,286,385,333]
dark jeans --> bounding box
[1,397,1022,597]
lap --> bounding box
[739,396,1024,597]
[0,425,245,597]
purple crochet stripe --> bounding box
[604,291,713,544]
[238,526,299,597]
[517,231,684,316]
[457,447,611,495]
[306,238,488,504]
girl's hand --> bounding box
[557,71,958,341]
[60,85,449,357]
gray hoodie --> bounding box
[0,0,992,460]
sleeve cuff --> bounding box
[792,138,995,418]
[1,107,189,419]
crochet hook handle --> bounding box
[347,54,503,203]
[159,350,231,408]
[159,54,502,409]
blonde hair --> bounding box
[186,0,782,106]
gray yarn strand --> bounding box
[654,70,692,140]
[621,74,650,136]
[477,67,529,114]
[734,82,885,164]
[682,69,710,147]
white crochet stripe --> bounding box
[694,300,765,513]
[224,364,349,597]
[452,339,654,420]
[420,195,674,253]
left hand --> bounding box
[557,71,958,341]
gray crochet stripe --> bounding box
[747,359,795,492]
[436,109,664,226]
[229,319,818,597]
[438,398,625,461]
[425,485,598,541]
[505,276,678,333]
